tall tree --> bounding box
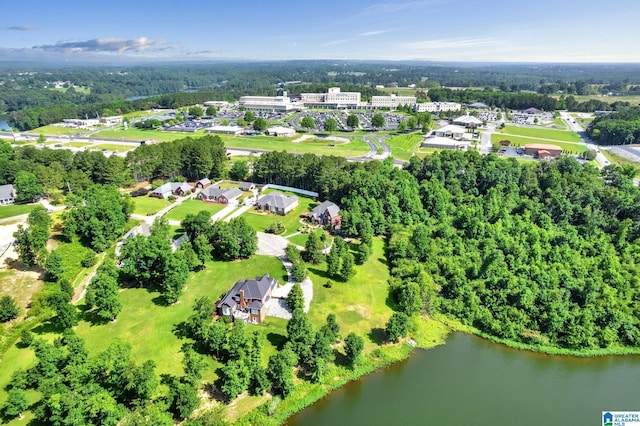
[344,333,364,366]
[0,295,19,322]
[13,205,52,267]
[371,113,385,129]
[346,114,359,128]
[303,232,323,264]
[301,116,315,131]
[324,117,338,133]
[13,170,43,202]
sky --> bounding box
[2,0,639,63]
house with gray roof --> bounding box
[198,185,242,205]
[310,200,341,228]
[217,274,278,323]
[196,178,212,189]
[256,192,299,216]
[0,184,15,205]
[239,182,255,191]
[151,182,194,199]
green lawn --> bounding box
[496,125,582,142]
[242,196,314,235]
[74,255,287,378]
[491,134,587,153]
[0,203,38,220]
[91,144,135,152]
[51,235,97,285]
[163,199,228,222]
[306,238,393,352]
[27,125,75,136]
[66,141,92,148]
[220,135,370,157]
[601,150,640,176]
[92,127,201,142]
[131,196,172,216]
[286,227,326,247]
[385,133,425,161]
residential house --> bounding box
[198,186,242,204]
[217,274,278,324]
[0,184,15,205]
[256,192,298,215]
[239,182,255,191]
[310,200,341,228]
[151,182,194,199]
[196,178,212,189]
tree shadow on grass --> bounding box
[31,321,63,335]
[266,332,287,351]
[77,305,111,327]
[368,327,387,345]
[151,294,170,307]
[307,266,331,281]
[4,258,45,277]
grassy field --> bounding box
[305,238,393,351]
[377,87,418,96]
[242,196,314,235]
[130,196,172,216]
[0,203,38,220]
[385,133,425,161]
[220,135,370,157]
[601,150,640,176]
[66,141,92,148]
[26,125,75,136]
[91,144,135,152]
[555,94,640,105]
[496,125,582,142]
[491,134,587,153]
[92,127,200,142]
[50,235,97,286]
[163,199,228,222]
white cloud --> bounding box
[33,37,175,54]
[357,29,394,37]
[321,39,350,46]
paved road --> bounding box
[559,111,609,168]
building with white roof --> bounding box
[422,136,471,151]
[266,126,296,137]
[452,115,483,128]
[433,124,469,140]
[206,125,244,135]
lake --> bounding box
[287,333,640,426]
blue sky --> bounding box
[2,0,639,62]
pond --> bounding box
[287,333,640,426]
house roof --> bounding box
[422,136,471,148]
[267,126,296,135]
[523,107,542,114]
[239,182,254,191]
[468,102,489,109]
[0,184,15,200]
[434,124,466,134]
[257,192,298,210]
[524,143,562,151]
[153,182,194,195]
[218,274,276,310]
[201,186,242,200]
[453,115,483,125]
[197,178,211,186]
[311,200,340,220]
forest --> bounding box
[251,150,640,350]
[587,106,640,145]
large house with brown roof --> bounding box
[217,274,277,324]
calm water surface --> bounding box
[288,333,640,426]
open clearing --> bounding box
[131,196,172,216]
[0,203,38,220]
[163,199,228,222]
[496,125,582,142]
[491,134,587,153]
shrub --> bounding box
[0,296,19,322]
[81,251,97,268]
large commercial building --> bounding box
[239,93,297,112]
[415,102,462,113]
[371,94,417,109]
[301,87,361,109]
